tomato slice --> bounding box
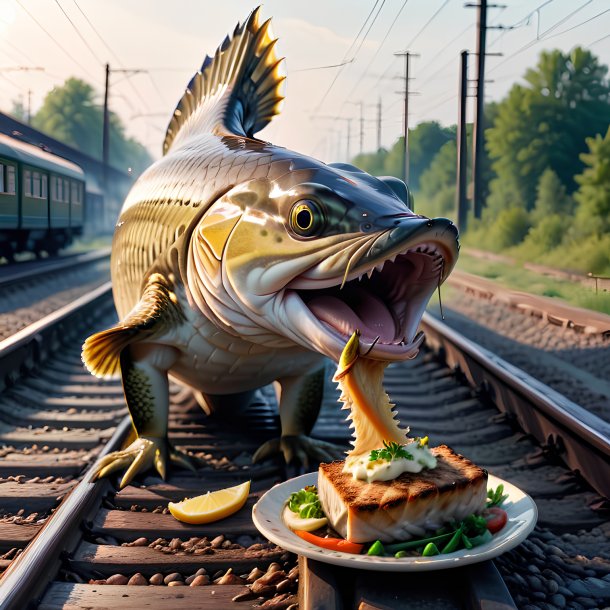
[294,530,364,554]
[484,507,508,534]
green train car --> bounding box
[0,133,86,260]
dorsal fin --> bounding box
[163,7,286,155]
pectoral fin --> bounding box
[82,273,185,378]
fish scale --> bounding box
[81,7,459,487]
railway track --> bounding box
[0,248,112,345]
[0,249,110,290]
[0,288,608,608]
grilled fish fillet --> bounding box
[318,445,488,543]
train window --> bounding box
[63,179,69,203]
[71,181,78,204]
[32,172,41,198]
[7,166,15,194]
[57,178,62,201]
[41,175,47,199]
[51,176,56,200]
[0,164,4,193]
[24,170,31,197]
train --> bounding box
[0,133,86,260]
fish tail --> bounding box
[163,7,285,154]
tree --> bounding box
[486,48,610,214]
[531,168,573,224]
[418,140,457,218]
[352,149,388,176]
[573,126,610,237]
[10,97,27,123]
[408,121,454,190]
[32,78,152,175]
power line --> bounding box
[358,0,450,105]
[543,7,610,41]
[53,0,104,65]
[70,0,122,65]
[356,0,412,101]
[69,0,152,113]
[489,0,594,74]
[588,32,610,47]
[14,0,100,84]
[402,0,450,51]
[311,0,386,115]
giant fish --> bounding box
[83,8,459,488]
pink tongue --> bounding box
[307,293,396,343]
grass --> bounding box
[455,249,610,315]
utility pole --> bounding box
[102,64,146,185]
[456,51,469,232]
[472,0,486,218]
[27,90,32,125]
[394,51,419,188]
[377,97,382,152]
[346,118,352,162]
[103,63,110,186]
[359,101,364,156]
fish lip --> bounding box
[287,217,459,290]
[283,217,459,362]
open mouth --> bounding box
[294,242,446,357]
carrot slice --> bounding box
[294,530,364,554]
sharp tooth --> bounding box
[389,254,397,263]
[367,269,374,279]
[375,262,384,273]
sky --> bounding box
[0,0,608,169]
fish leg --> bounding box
[93,343,198,488]
[253,367,346,466]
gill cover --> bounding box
[163,7,286,154]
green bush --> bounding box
[522,214,565,254]
[487,208,531,250]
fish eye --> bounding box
[290,200,325,237]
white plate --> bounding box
[252,472,537,571]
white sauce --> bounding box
[343,442,437,483]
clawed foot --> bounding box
[93,436,200,489]
[252,435,346,468]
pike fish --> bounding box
[83,8,459,488]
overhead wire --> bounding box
[70,0,152,113]
[356,0,452,111]
[53,0,104,65]
[13,0,101,85]
[347,0,411,104]
[489,0,594,74]
[543,7,610,41]
[311,0,387,115]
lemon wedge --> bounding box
[282,505,328,532]
[168,481,250,524]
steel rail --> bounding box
[0,416,131,610]
[421,312,610,498]
[0,248,111,289]
[0,281,114,392]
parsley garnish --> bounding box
[288,485,324,519]
[369,441,414,462]
[486,484,508,508]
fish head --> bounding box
[189,162,459,361]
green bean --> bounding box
[441,526,464,554]
[385,531,453,554]
[394,550,408,558]
[367,540,385,556]
[461,533,473,550]
[422,542,440,556]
